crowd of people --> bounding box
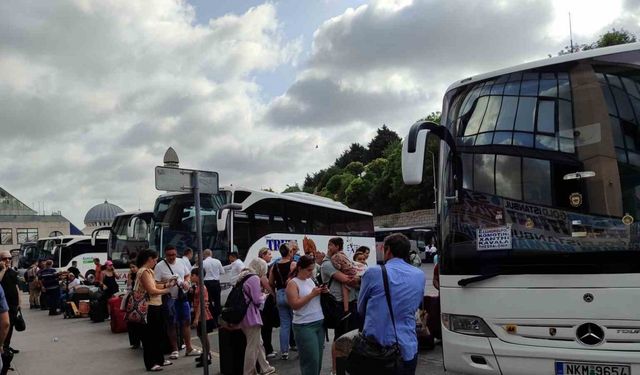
[8,232,433,375]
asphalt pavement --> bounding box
[10,263,446,374]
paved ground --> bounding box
[11,263,446,374]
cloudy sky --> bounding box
[1,0,638,227]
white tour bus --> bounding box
[144,186,375,294]
[402,43,640,374]
[51,235,108,279]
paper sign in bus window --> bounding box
[477,225,512,251]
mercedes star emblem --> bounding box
[583,293,594,303]
[576,323,605,346]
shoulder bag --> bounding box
[125,270,150,324]
[346,265,402,375]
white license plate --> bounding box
[555,361,631,375]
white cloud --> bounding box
[0,0,633,227]
[0,0,303,225]
[265,0,565,134]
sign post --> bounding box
[155,164,218,375]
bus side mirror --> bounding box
[217,209,229,232]
[216,203,243,232]
[127,218,137,239]
[91,226,111,246]
[402,127,431,185]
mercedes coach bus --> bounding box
[142,186,375,289]
[402,44,640,375]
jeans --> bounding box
[396,354,418,375]
[292,320,324,375]
[276,288,293,353]
[46,288,60,315]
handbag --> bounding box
[319,277,343,329]
[14,308,25,332]
[125,271,149,324]
[346,265,402,375]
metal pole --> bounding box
[192,172,209,375]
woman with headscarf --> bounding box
[236,258,276,375]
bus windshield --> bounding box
[441,49,640,275]
[151,192,231,255]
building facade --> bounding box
[0,187,73,253]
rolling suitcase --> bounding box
[89,300,105,323]
[219,327,246,375]
[109,296,127,333]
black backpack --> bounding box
[221,274,254,324]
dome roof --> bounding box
[84,200,124,225]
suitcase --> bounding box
[89,300,105,323]
[219,327,246,375]
[109,297,127,333]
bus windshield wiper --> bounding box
[458,273,501,287]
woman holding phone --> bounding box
[285,255,327,375]
[136,249,174,372]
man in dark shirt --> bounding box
[38,260,60,316]
[0,252,20,354]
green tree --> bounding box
[559,28,637,55]
[334,143,368,169]
[282,184,301,193]
[345,161,364,176]
[344,177,373,210]
[367,125,401,161]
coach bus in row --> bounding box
[129,186,375,292]
[374,226,436,263]
[402,43,640,374]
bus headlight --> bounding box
[441,314,496,337]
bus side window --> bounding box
[310,207,330,235]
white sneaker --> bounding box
[266,352,277,359]
[260,366,276,375]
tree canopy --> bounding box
[290,118,440,215]
[559,28,637,55]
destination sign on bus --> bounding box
[477,225,512,251]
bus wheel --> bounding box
[84,269,96,285]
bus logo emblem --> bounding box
[569,192,582,207]
[549,328,557,336]
[576,323,605,346]
[583,293,594,303]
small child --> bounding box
[330,251,359,317]
[190,268,213,367]
[353,252,368,276]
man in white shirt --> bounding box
[154,245,201,359]
[223,252,244,284]
[202,249,225,326]
[181,248,193,272]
